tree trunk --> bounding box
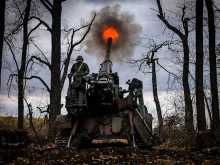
[196,0,206,131]
[18,75,24,129]
[152,60,163,134]
[156,0,194,132]
[49,0,62,126]
[18,0,32,129]
[182,38,195,132]
[205,0,219,131]
[204,94,212,127]
[0,0,6,89]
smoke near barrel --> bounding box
[85,4,142,62]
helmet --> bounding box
[76,55,84,61]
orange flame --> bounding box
[103,27,119,42]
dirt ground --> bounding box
[1,143,220,165]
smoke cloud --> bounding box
[84,4,142,62]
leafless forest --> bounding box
[0,0,220,164]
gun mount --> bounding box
[54,37,161,151]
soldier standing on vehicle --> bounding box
[69,55,90,82]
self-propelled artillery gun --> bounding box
[54,37,160,150]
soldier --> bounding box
[69,55,90,82]
[68,56,89,104]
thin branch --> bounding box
[28,22,42,37]
[24,101,43,148]
[7,74,15,97]
[213,2,220,12]
[27,55,51,71]
[4,38,19,71]
[29,39,51,69]
[188,70,195,82]
[12,0,25,20]
[36,106,50,113]
[156,60,178,78]
[43,0,53,8]
[72,14,96,48]
[4,23,23,39]
[156,0,184,39]
[29,16,52,32]
[30,39,49,63]
[23,76,50,92]
[7,73,50,93]
[40,0,52,13]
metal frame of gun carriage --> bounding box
[55,37,160,150]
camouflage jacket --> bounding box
[70,62,90,76]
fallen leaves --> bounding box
[0,145,220,164]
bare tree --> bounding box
[205,0,219,131]
[156,0,195,132]
[4,0,43,129]
[41,0,62,127]
[4,0,32,129]
[196,0,206,131]
[126,40,177,134]
[147,42,168,134]
[0,0,6,89]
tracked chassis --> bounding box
[54,37,160,151]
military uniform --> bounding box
[70,62,89,82]
[69,61,89,105]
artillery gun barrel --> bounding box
[99,37,113,77]
[105,37,112,61]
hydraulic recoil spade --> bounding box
[129,113,137,148]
